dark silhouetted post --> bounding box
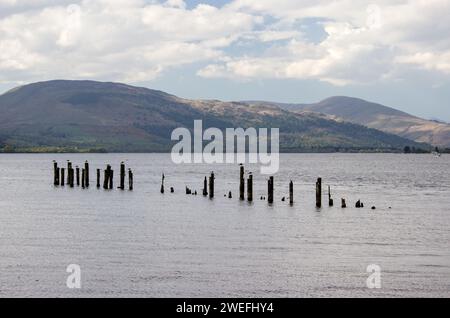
[53,161,59,186]
[289,180,294,205]
[76,166,80,186]
[209,172,214,199]
[316,178,322,208]
[60,168,65,187]
[128,169,133,191]
[247,173,253,202]
[103,165,111,190]
[69,167,74,188]
[84,161,89,188]
[160,173,165,194]
[268,176,274,204]
[341,198,347,208]
[119,162,125,190]
[96,169,100,188]
[67,161,72,184]
[81,169,85,188]
[328,186,334,207]
[109,169,114,190]
[203,176,208,196]
[239,164,245,200]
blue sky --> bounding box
[0,0,449,121]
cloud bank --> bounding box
[0,0,449,86]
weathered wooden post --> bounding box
[103,166,109,190]
[128,169,133,191]
[341,198,347,208]
[160,173,165,194]
[209,172,214,199]
[69,167,74,188]
[119,162,125,190]
[316,178,322,208]
[289,180,294,205]
[203,176,208,196]
[247,173,253,202]
[328,185,334,207]
[228,191,232,199]
[239,164,245,200]
[76,166,80,186]
[81,169,85,188]
[109,168,114,190]
[67,161,72,184]
[268,176,274,204]
[60,168,65,187]
[96,169,100,188]
[53,161,59,186]
[84,161,90,188]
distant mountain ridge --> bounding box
[245,96,450,147]
[0,80,430,153]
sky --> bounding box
[0,0,449,121]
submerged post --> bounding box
[247,173,253,202]
[128,169,133,191]
[268,176,274,204]
[328,185,334,207]
[316,178,322,208]
[84,161,89,188]
[209,172,214,199]
[120,162,125,190]
[203,176,208,196]
[289,180,294,205]
[239,164,245,200]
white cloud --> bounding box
[0,0,449,86]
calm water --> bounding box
[0,153,449,298]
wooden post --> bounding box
[109,169,114,190]
[120,162,125,190]
[209,172,214,199]
[67,161,72,184]
[96,169,100,188]
[103,166,109,189]
[76,166,80,186]
[328,186,334,207]
[81,169,85,188]
[128,169,133,191]
[160,173,165,194]
[247,173,253,202]
[203,176,208,196]
[69,168,74,188]
[268,176,274,204]
[53,161,59,186]
[84,161,89,188]
[289,180,294,205]
[239,164,245,200]
[60,168,65,187]
[341,198,347,208]
[316,178,322,208]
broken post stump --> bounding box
[341,198,347,208]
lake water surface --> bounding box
[0,153,449,297]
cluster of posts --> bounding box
[52,160,133,190]
[160,164,372,209]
